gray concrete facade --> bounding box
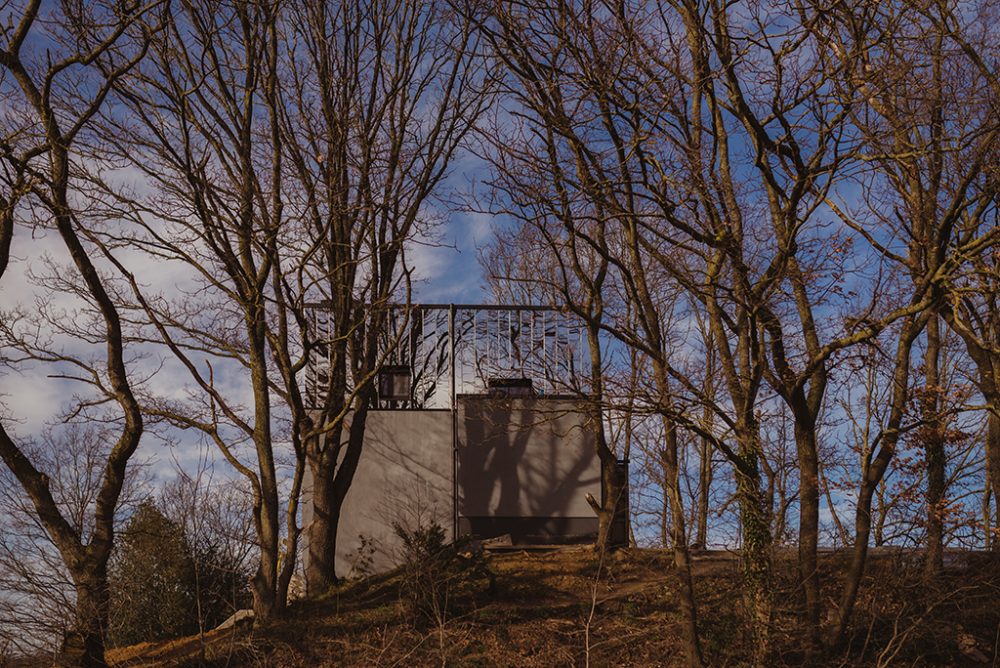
[457,397,600,543]
[303,409,454,577]
[304,397,602,578]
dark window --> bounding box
[487,377,534,398]
[378,365,411,401]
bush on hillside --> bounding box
[392,522,494,627]
[108,500,251,647]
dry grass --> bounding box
[107,548,1000,667]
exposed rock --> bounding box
[215,609,254,631]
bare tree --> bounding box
[0,2,158,664]
[89,0,299,621]
[469,0,999,662]
[90,0,492,615]
[944,248,1000,549]
[469,2,731,663]
[468,0,854,661]
[0,426,150,660]
[275,0,493,594]
[481,170,628,555]
[817,0,1000,641]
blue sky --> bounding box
[0,159,496,480]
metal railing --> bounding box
[306,304,590,409]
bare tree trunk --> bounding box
[793,419,821,651]
[735,430,774,667]
[58,567,110,668]
[923,316,945,577]
[277,446,306,606]
[661,416,706,668]
[305,475,340,593]
[304,430,341,594]
[306,387,376,592]
[695,340,715,550]
[986,438,995,550]
[248,310,281,620]
[584,322,623,554]
[831,315,927,644]
[696,434,712,550]
[820,459,849,547]
[592,427,623,552]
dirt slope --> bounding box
[107,547,1000,667]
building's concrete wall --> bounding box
[312,410,454,577]
[303,398,602,579]
[457,397,601,543]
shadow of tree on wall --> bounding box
[458,398,600,543]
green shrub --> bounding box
[108,500,251,647]
[108,501,197,646]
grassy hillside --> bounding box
[106,547,1000,667]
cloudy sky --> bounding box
[0,155,496,480]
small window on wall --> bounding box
[378,365,411,402]
[487,377,534,398]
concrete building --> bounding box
[303,305,625,577]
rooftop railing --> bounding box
[306,304,591,409]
